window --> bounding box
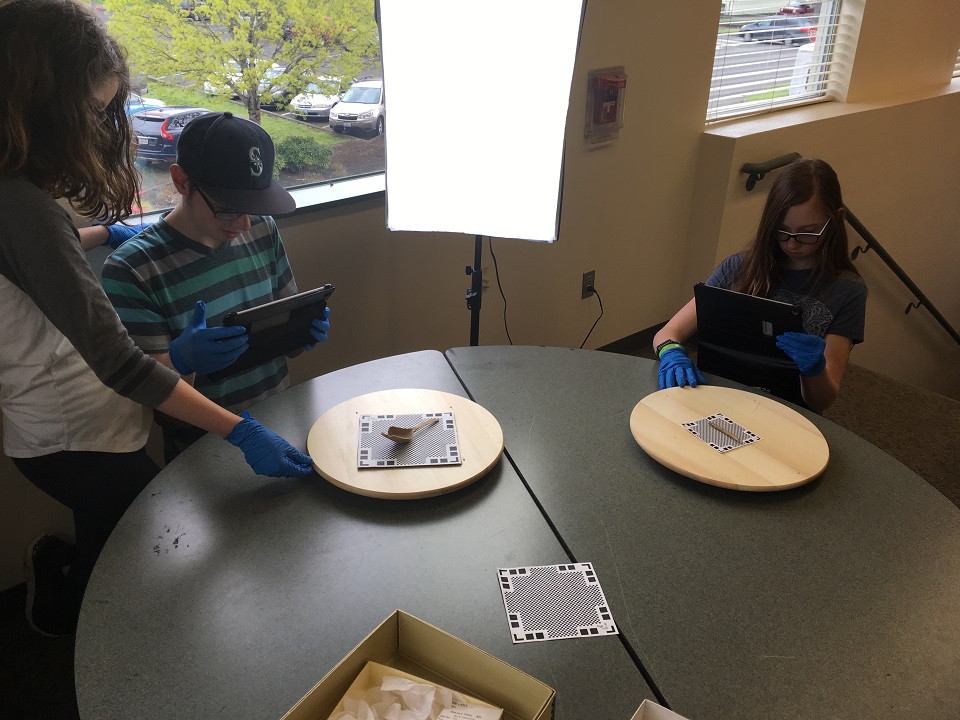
[100,2,383,216]
[708,0,844,122]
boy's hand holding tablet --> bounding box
[169,300,249,376]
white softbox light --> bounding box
[378,0,584,242]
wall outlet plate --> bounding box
[582,271,596,299]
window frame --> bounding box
[708,0,845,124]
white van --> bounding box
[789,43,820,97]
[328,79,385,136]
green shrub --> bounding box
[273,135,333,175]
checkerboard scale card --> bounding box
[682,412,760,453]
[497,563,618,643]
[358,411,462,469]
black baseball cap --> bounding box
[176,111,296,216]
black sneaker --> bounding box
[24,534,78,637]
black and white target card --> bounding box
[683,412,760,453]
[497,563,618,643]
[357,411,462,469]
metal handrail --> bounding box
[740,153,800,190]
[845,208,959,344]
[740,155,960,345]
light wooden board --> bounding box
[630,385,829,491]
[307,388,504,499]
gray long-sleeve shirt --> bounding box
[0,174,179,408]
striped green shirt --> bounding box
[102,214,297,412]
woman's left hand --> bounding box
[776,331,826,377]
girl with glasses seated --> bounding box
[652,158,867,413]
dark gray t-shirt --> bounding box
[706,253,867,343]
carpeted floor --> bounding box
[822,363,960,508]
[0,584,78,719]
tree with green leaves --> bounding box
[107,0,380,124]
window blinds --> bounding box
[708,0,844,122]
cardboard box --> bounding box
[629,699,692,720]
[282,610,555,720]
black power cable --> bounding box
[487,238,602,349]
[579,286,603,349]
[488,237,513,345]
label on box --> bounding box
[436,700,503,720]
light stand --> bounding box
[465,234,483,346]
[377,1,584,349]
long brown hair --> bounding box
[734,158,859,297]
[0,0,140,221]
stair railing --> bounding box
[844,209,959,344]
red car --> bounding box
[779,2,815,14]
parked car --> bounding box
[328,79,384,136]
[204,62,290,109]
[131,106,209,162]
[257,66,294,110]
[179,0,208,21]
[789,42,821,96]
[124,92,165,116]
[282,16,351,44]
[778,2,815,15]
[291,79,341,121]
[203,60,240,97]
[739,16,816,45]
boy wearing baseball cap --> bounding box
[103,112,330,461]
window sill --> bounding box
[134,171,386,225]
[287,172,385,217]
[705,81,960,139]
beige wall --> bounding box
[3,0,959,590]
[278,0,960,395]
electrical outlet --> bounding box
[581,270,596,299]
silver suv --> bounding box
[328,79,385,136]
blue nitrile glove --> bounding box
[226,411,314,477]
[303,306,331,351]
[105,222,148,249]
[658,346,707,390]
[168,301,248,376]
[776,331,827,377]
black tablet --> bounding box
[204,284,335,382]
[694,282,804,402]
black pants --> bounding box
[13,449,160,605]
